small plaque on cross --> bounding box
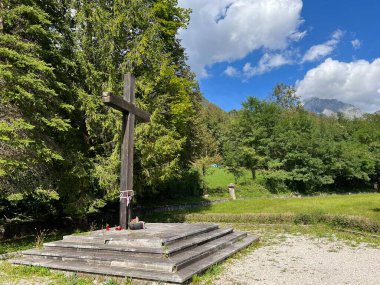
[102,74,150,229]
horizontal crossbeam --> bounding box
[102,92,150,122]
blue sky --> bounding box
[177,0,380,113]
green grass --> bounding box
[0,229,91,255]
[195,193,380,221]
[0,231,65,255]
[203,167,244,189]
[203,167,272,199]
[146,193,380,233]
[0,262,91,285]
[0,261,130,285]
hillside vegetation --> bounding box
[201,84,380,195]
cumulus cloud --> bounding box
[351,39,361,49]
[296,58,380,113]
[178,0,304,77]
[224,66,239,77]
[301,29,343,63]
[243,53,293,77]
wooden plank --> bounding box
[123,74,135,227]
[119,75,132,229]
[120,105,128,229]
[166,228,233,254]
[22,249,175,273]
[163,224,219,245]
[11,257,184,283]
[101,73,151,229]
[176,235,259,282]
[43,241,164,254]
[102,92,150,122]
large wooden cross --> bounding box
[102,74,150,229]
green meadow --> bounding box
[199,194,380,222]
[204,167,272,199]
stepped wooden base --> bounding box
[11,223,259,284]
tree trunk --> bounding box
[251,168,256,180]
[0,1,3,33]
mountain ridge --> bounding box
[303,97,363,119]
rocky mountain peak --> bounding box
[303,97,363,119]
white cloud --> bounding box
[296,58,380,113]
[351,39,361,49]
[301,29,343,63]
[243,53,292,77]
[178,0,304,77]
[224,66,239,77]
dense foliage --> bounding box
[0,0,202,222]
[222,84,380,193]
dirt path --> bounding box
[213,234,380,285]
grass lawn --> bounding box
[191,193,380,222]
[0,261,124,285]
[203,167,272,199]
[203,167,250,189]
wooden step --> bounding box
[44,227,231,256]
[176,235,260,282]
[22,248,174,273]
[43,240,164,254]
[166,227,233,255]
[11,256,184,283]
[11,223,259,283]
[60,223,219,248]
[171,231,248,270]
[12,235,259,283]
[41,245,156,259]
[22,230,243,273]
[162,224,219,245]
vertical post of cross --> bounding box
[102,74,150,230]
[120,74,135,229]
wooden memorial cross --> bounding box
[102,74,150,229]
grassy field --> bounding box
[202,168,380,222]
[203,167,272,199]
[188,194,380,222]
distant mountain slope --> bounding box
[303,97,363,119]
[200,96,225,111]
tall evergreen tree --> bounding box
[71,0,202,203]
[0,0,84,219]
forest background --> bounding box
[1,0,379,225]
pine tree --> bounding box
[72,0,202,202]
[0,0,79,220]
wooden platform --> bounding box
[11,223,259,284]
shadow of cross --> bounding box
[102,74,150,229]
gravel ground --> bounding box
[213,235,380,285]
